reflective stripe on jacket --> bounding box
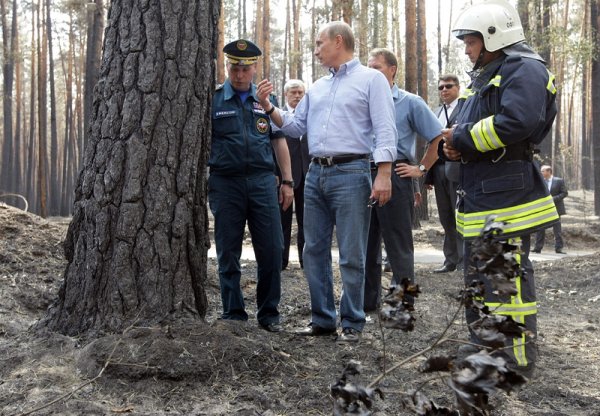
[453,51,559,240]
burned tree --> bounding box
[42,0,219,335]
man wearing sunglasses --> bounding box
[423,75,463,274]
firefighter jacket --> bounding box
[452,44,559,240]
[209,80,282,177]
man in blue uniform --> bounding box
[442,0,558,376]
[209,39,294,333]
[364,48,443,312]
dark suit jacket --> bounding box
[425,103,460,185]
[549,176,568,216]
[286,134,309,190]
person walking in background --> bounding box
[364,48,443,312]
[533,165,568,254]
[208,39,294,333]
[425,74,463,273]
[278,79,310,270]
[257,21,397,343]
[442,0,558,376]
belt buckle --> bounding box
[318,156,333,166]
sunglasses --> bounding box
[438,84,456,91]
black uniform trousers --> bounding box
[208,173,283,326]
[364,170,414,311]
[431,163,463,268]
[280,174,306,269]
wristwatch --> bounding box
[281,179,295,187]
[418,164,427,174]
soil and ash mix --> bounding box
[1,199,600,415]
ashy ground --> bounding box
[1,190,600,415]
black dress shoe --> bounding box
[433,264,456,273]
[531,249,541,253]
[295,323,337,336]
[555,249,566,254]
[260,322,282,333]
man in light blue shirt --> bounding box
[258,21,397,343]
[364,48,443,312]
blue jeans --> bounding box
[302,159,372,331]
[208,173,283,326]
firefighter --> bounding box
[442,0,558,376]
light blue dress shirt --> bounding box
[278,58,397,164]
[392,85,442,162]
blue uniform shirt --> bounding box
[391,85,442,162]
[278,58,397,164]
[210,79,281,176]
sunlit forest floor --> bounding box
[1,190,599,415]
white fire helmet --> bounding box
[452,0,525,52]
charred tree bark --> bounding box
[84,0,104,158]
[41,0,218,335]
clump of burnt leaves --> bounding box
[330,216,529,415]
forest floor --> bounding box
[1,190,600,415]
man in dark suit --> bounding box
[533,165,568,254]
[424,74,463,273]
[279,79,310,269]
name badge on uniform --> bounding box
[214,110,237,118]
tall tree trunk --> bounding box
[518,0,530,35]
[291,0,302,79]
[381,0,388,46]
[311,0,317,82]
[283,0,290,91]
[13,0,22,205]
[404,0,417,93]
[41,0,218,335]
[341,0,353,25]
[436,0,441,73]
[536,0,553,161]
[592,0,600,215]
[61,10,76,215]
[47,0,60,216]
[26,2,37,212]
[255,0,264,79]
[37,0,49,218]
[84,0,105,159]
[358,0,368,63]
[392,0,403,87]
[371,0,379,48]
[444,0,453,70]
[415,0,428,224]
[262,0,271,78]
[217,0,225,84]
[1,0,15,197]
[417,0,427,101]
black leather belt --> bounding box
[463,142,534,163]
[312,154,368,167]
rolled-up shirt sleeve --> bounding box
[369,72,398,164]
